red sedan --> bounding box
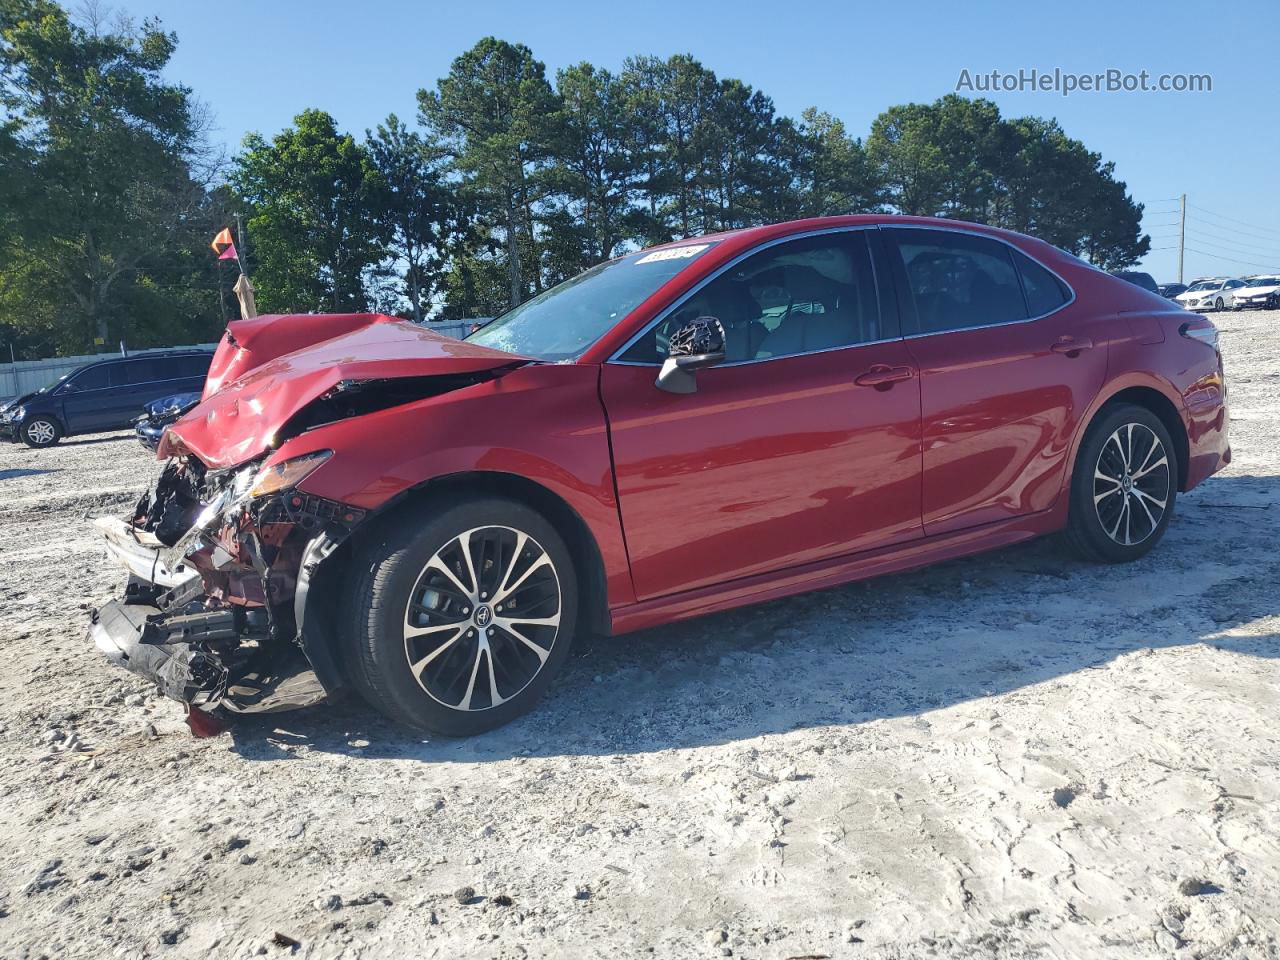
[89,216,1230,735]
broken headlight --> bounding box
[248,450,333,499]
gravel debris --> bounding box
[0,310,1277,957]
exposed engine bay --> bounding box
[85,312,536,733]
[89,450,367,731]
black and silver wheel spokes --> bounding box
[403,526,561,712]
[1092,423,1171,546]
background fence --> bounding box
[1,321,473,401]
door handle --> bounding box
[1050,337,1093,356]
[854,364,916,388]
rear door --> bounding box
[882,226,1107,535]
[103,358,165,428]
[601,229,923,600]
[144,354,202,400]
[175,353,213,393]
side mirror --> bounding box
[55,382,78,395]
[655,316,727,394]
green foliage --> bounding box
[867,95,1148,267]
[232,109,387,313]
[0,0,224,356]
[418,37,560,310]
[1,7,1153,357]
[364,114,459,322]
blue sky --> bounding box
[128,0,1280,283]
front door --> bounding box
[601,230,923,601]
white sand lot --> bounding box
[0,311,1276,959]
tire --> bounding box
[21,417,62,448]
[1064,403,1177,563]
[345,496,578,735]
[1214,297,1224,311]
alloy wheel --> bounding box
[402,525,562,712]
[1092,423,1171,546]
[25,420,56,445]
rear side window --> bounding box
[885,229,1026,335]
[147,356,187,380]
[111,359,159,386]
[1013,250,1071,316]
[177,355,212,378]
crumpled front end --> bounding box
[88,450,365,725]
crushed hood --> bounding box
[161,318,530,468]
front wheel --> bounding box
[346,497,578,735]
[21,417,62,448]
[1214,297,1225,311]
[1064,404,1177,563]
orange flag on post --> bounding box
[210,227,235,258]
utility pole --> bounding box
[1178,193,1186,284]
[235,214,251,277]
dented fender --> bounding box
[163,318,532,468]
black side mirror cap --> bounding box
[655,316,727,394]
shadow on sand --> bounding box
[226,472,1278,764]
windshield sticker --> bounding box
[635,244,710,265]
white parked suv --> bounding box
[1231,275,1280,310]
[1175,277,1245,312]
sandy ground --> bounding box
[0,311,1276,960]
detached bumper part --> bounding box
[89,600,229,705]
[88,594,329,714]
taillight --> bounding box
[1180,318,1219,350]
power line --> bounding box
[1189,204,1280,240]
[1186,215,1280,249]
[1183,225,1280,260]
[1183,246,1280,270]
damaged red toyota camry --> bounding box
[89,216,1230,736]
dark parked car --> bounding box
[134,392,202,451]
[1,351,211,448]
[1111,270,1159,294]
[1158,282,1188,300]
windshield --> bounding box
[1186,280,1220,292]
[466,243,717,361]
[1245,277,1279,287]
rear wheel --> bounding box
[21,417,62,448]
[346,497,578,735]
[1064,404,1177,563]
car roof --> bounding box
[641,214,1048,252]
[73,349,213,372]
[581,214,1084,363]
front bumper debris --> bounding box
[88,454,366,725]
[94,516,199,589]
[90,598,231,704]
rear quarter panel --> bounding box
[1017,248,1228,503]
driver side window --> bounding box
[619,232,881,364]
